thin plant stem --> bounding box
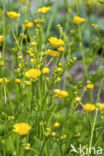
[89,78,104,154]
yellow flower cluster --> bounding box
[46,49,60,57]
[47,37,64,57]
[83,103,104,112]
[7,11,20,19]
[53,89,69,98]
[13,123,31,135]
[48,37,64,48]
[38,7,50,14]
[83,104,96,112]
[0,36,4,43]
[73,16,85,25]
[25,69,41,80]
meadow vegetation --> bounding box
[0,0,104,155]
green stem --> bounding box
[77,0,80,15]
[39,138,47,156]
[88,78,104,155]
[11,22,20,50]
[39,77,42,108]
[46,0,58,39]
[2,0,6,59]
[79,26,88,78]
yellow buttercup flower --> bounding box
[87,83,94,90]
[38,7,50,14]
[13,123,31,135]
[46,49,59,57]
[54,122,60,128]
[0,36,4,43]
[53,89,69,98]
[42,68,50,74]
[7,11,20,19]
[48,37,64,48]
[25,21,34,28]
[25,69,41,80]
[29,52,34,57]
[97,103,104,111]
[83,104,96,112]
[74,16,85,25]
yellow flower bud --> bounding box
[38,7,50,14]
[51,132,56,137]
[58,47,64,52]
[56,67,62,72]
[87,84,94,90]
[60,135,67,139]
[15,79,21,84]
[26,21,34,28]
[75,97,81,102]
[97,103,104,111]
[42,68,50,74]
[54,122,60,128]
